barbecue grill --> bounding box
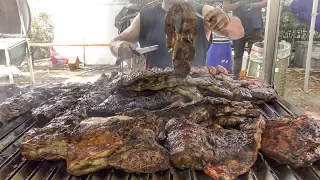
[0,99,320,180]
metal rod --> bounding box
[262,0,282,85]
[304,0,319,91]
[28,43,110,47]
[5,47,14,84]
[16,0,36,84]
[27,44,36,84]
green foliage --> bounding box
[28,12,54,60]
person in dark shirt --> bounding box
[110,0,245,70]
[223,0,267,79]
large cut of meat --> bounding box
[165,116,265,180]
[110,68,277,103]
[151,97,261,124]
[20,73,117,159]
[164,2,197,76]
[19,114,81,160]
[20,115,170,176]
[261,115,320,168]
[31,73,116,126]
[165,118,214,170]
[32,87,89,123]
[89,90,180,117]
[0,84,73,122]
[205,115,265,180]
[18,68,281,179]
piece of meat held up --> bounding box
[164,2,197,77]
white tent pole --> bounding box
[304,0,319,91]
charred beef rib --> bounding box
[20,115,170,176]
[32,73,115,124]
[19,114,81,160]
[165,118,214,170]
[164,2,197,77]
[261,115,320,168]
[89,90,181,117]
[0,84,71,122]
[31,87,89,123]
[166,116,265,180]
[109,67,277,103]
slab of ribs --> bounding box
[11,64,318,180]
[2,4,316,180]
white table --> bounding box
[0,38,35,84]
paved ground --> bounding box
[1,63,320,119]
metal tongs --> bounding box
[195,12,213,22]
[131,45,158,56]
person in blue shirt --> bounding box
[223,0,268,79]
[110,0,245,70]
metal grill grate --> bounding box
[1,100,320,180]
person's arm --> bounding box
[251,0,268,9]
[202,5,244,40]
[110,14,141,59]
[223,0,240,12]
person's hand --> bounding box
[204,8,231,34]
[110,41,135,59]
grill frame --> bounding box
[1,99,320,180]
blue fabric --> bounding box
[139,1,210,69]
[286,0,320,32]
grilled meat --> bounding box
[110,68,277,103]
[32,87,89,123]
[205,115,265,180]
[21,115,169,176]
[165,118,214,169]
[0,84,71,122]
[164,2,197,77]
[19,73,116,160]
[19,114,81,160]
[152,97,261,123]
[89,90,181,117]
[261,115,320,168]
[105,127,169,174]
[67,116,129,176]
[32,73,115,123]
[165,116,265,180]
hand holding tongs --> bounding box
[131,45,158,56]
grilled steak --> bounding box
[20,115,169,176]
[164,2,197,76]
[165,115,265,180]
[205,115,265,180]
[261,115,320,168]
[165,118,214,170]
[152,97,261,123]
[32,73,115,123]
[32,87,89,123]
[0,85,70,122]
[89,90,180,117]
[20,73,116,159]
[110,68,277,103]
[19,114,81,160]
[67,116,129,176]
[105,127,169,174]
